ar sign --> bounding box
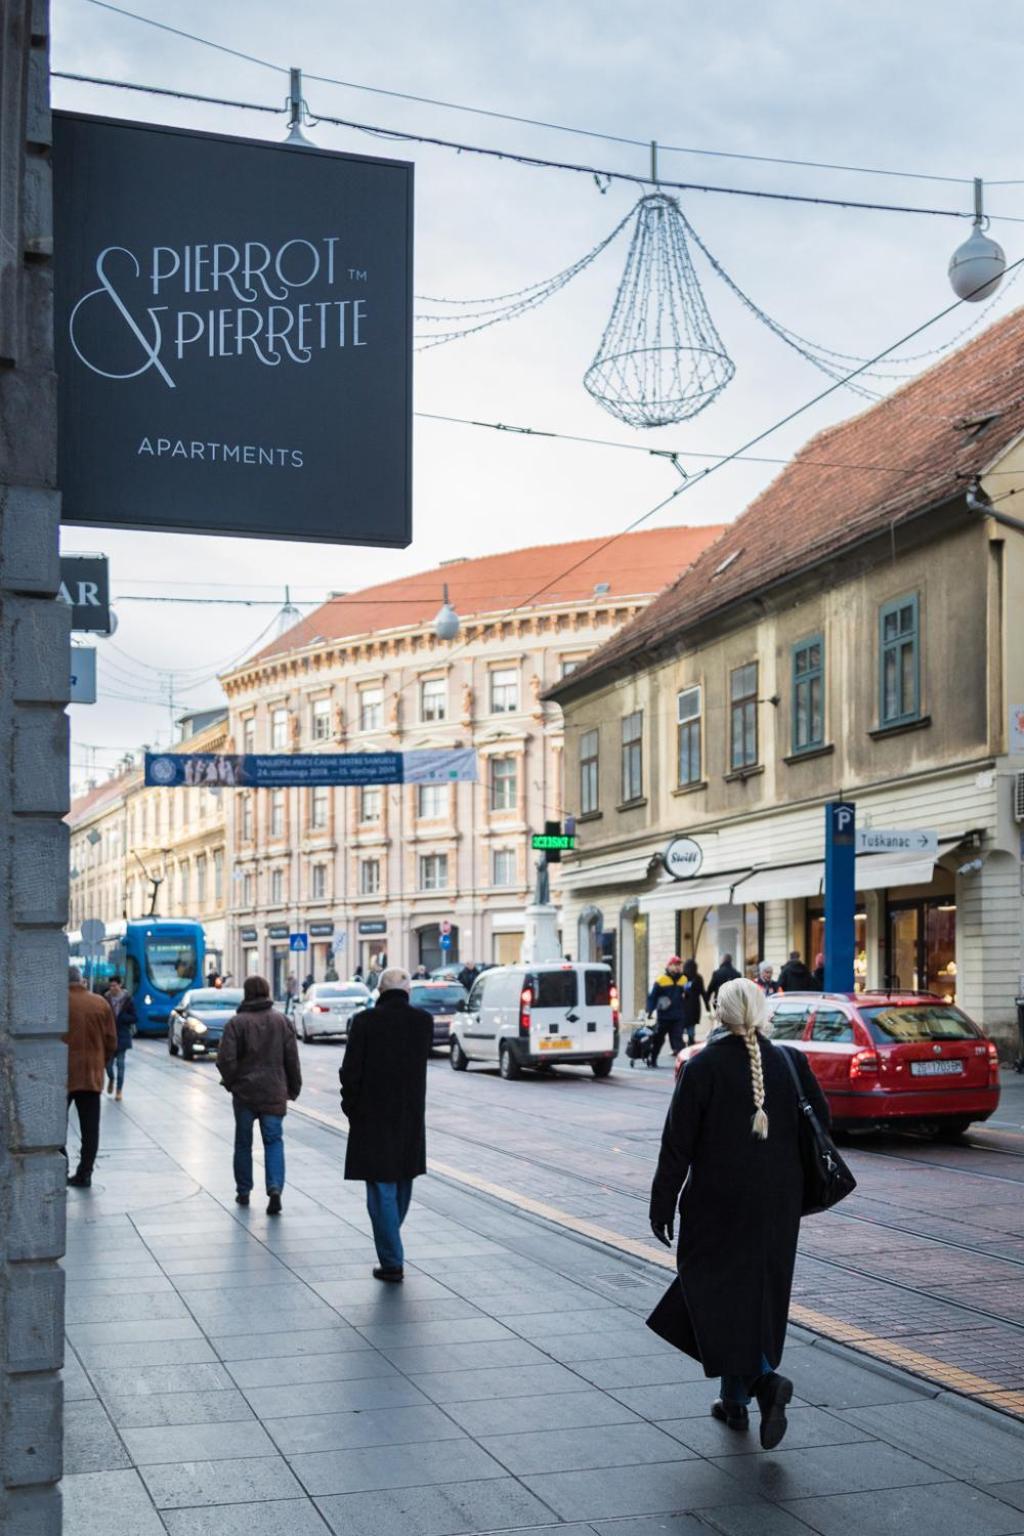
[59,555,111,632]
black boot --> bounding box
[753,1372,793,1449]
[711,1399,749,1431]
[67,1170,92,1188]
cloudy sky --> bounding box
[53,0,1024,790]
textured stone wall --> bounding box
[0,3,67,1531]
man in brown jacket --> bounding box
[65,966,117,1188]
[217,975,301,1214]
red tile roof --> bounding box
[245,525,726,666]
[67,772,135,826]
[554,305,1024,691]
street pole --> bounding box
[824,801,856,993]
[0,4,67,1531]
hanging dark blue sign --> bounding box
[53,113,413,546]
[144,748,477,788]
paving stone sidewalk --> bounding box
[61,1057,1024,1536]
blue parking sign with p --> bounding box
[289,933,309,952]
[439,933,451,950]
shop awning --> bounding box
[854,852,937,891]
[641,869,753,912]
[731,863,825,902]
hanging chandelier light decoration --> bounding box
[583,192,735,427]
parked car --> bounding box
[450,962,619,1079]
[408,980,469,1049]
[676,991,1000,1137]
[168,987,244,1061]
[295,982,371,1042]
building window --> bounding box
[311,863,327,900]
[417,783,445,819]
[213,849,224,901]
[580,729,599,815]
[621,711,643,803]
[270,789,285,838]
[677,686,702,786]
[311,697,332,741]
[310,785,329,830]
[492,848,516,887]
[242,715,256,754]
[561,658,581,678]
[179,863,190,908]
[359,686,383,732]
[271,708,289,750]
[270,868,285,905]
[241,796,253,842]
[196,855,207,904]
[490,756,518,812]
[879,594,919,726]
[792,636,825,752]
[243,871,254,907]
[730,662,759,771]
[359,785,381,823]
[419,853,449,890]
[420,677,446,722]
[359,858,380,895]
[490,667,519,714]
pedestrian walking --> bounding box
[302,971,315,995]
[755,961,780,995]
[216,976,302,1215]
[647,977,829,1448]
[811,951,825,990]
[457,961,477,992]
[412,963,430,979]
[646,956,688,1066]
[339,967,433,1282]
[104,978,136,1101]
[707,953,741,1008]
[778,951,816,992]
[679,958,708,1047]
[64,966,117,1188]
[325,960,339,982]
[283,973,299,1016]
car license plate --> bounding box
[539,1038,572,1051]
[910,1059,963,1076]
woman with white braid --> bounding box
[646,977,829,1449]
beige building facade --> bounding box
[218,529,722,993]
[552,314,1024,1050]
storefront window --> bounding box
[886,898,956,1001]
[806,909,868,991]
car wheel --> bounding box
[499,1043,521,1080]
[450,1037,469,1072]
[591,1059,613,1079]
[935,1117,973,1141]
[168,1032,179,1056]
[301,1019,309,1043]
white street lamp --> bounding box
[434,584,460,641]
[949,179,1006,302]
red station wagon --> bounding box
[677,992,1001,1137]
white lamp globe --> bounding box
[434,592,460,641]
[949,224,1006,302]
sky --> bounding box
[53,0,1024,792]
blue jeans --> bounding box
[365,1180,413,1270]
[233,1102,285,1196]
[106,1050,127,1091]
[721,1354,775,1407]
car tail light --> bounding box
[519,987,532,1036]
[849,1049,880,1081]
[610,984,620,1028]
[313,1005,330,1014]
[986,1039,999,1086]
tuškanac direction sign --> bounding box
[856,827,937,856]
[53,113,412,547]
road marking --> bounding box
[291,1098,1022,1420]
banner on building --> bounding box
[144,748,478,788]
[53,113,413,546]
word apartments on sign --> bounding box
[69,237,369,389]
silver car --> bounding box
[296,982,370,1042]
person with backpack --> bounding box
[217,976,302,1215]
[647,977,828,1448]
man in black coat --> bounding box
[707,953,741,1008]
[778,951,816,993]
[339,968,433,1281]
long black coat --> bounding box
[339,990,433,1181]
[647,1031,828,1377]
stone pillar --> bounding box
[0,4,67,1531]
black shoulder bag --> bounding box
[775,1045,857,1215]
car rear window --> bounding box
[316,986,367,999]
[860,1004,979,1043]
[584,970,612,1006]
[770,1004,811,1041]
[532,971,578,1008]
[411,986,465,1010]
[811,1008,855,1044]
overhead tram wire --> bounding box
[50,72,1018,223]
[76,0,1020,188]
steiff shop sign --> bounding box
[52,114,413,546]
[663,836,703,880]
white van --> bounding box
[450,962,619,1079]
